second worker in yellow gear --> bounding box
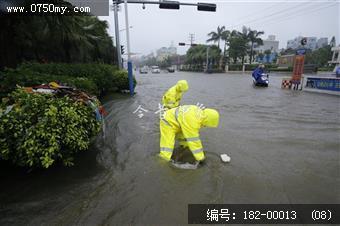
[159,105,219,162]
[162,80,189,109]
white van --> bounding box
[151,66,160,73]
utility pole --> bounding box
[113,1,122,69]
[124,0,134,96]
[189,33,195,45]
[112,0,216,96]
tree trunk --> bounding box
[250,42,254,64]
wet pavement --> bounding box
[0,71,339,225]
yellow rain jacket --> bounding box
[162,80,189,109]
[159,105,219,162]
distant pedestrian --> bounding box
[336,66,340,77]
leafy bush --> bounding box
[228,64,243,71]
[0,68,99,96]
[318,66,334,72]
[112,70,137,90]
[0,89,101,168]
[0,63,137,97]
[227,64,279,71]
[269,67,293,72]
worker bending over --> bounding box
[159,105,219,162]
[162,80,189,109]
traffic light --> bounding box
[121,45,125,55]
[159,1,180,10]
[178,42,186,46]
[191,44,198,46]
[197,3,216,12]
[301,37,307,46]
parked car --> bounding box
[167,67,175,73]
[139,66,148,74]
[151,66,160,73]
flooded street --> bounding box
[0,72,339,225]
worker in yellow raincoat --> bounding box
[159,105,219,162]
[162,80,189,109]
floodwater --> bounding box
[0,72,339,225]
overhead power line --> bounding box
[225,2,310,30]
[226,2,279,26]
[256,2,338,27]
[239,2,326,27]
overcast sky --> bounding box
[99,0,340,57]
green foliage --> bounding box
[247,28,264,63]
[0,68,99,96]
[0,63,136,97]
[305,45,332,67]
[186,45,221,67]
[228,64,243,71]
[0,0,117,70]
[229,35,248,63]
[205,26,264,65]
[0,89,101,168]
[207,26,226,48]
[112,70,137,90]
[269,67,293,72]
[318,66,334,72]
[228,64,278,71]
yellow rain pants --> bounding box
[159,105,219,162]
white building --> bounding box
[329,46,340,64]
[317,38,328,49]
[287,36,328,50]
[253,35,279,53]
[156,43,177,61]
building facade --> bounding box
[254,35,279,63]
[253,35,279,53]
[287,36,328,50]
[156,43,177,61]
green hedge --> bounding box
[269,67,293,72]
[0,89,101,168]
[318,66,334,72]
[228,64,243,71]
[0,68,99,96]
[228,64,279,71]
[0,63,137,97]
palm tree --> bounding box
[248,29,264,63]
[237,26,251,64]
[207,26,225,48]
[221,30,231,57]
[229,34,248,64]
[0,0,117,69]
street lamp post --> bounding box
[124,0,135,96]
[113,1,122,69]
[112,0,216,96]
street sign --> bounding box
[296,48,306,55]
[301,37,307,46]
[197,3,216,12]
[159,1,180,9]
